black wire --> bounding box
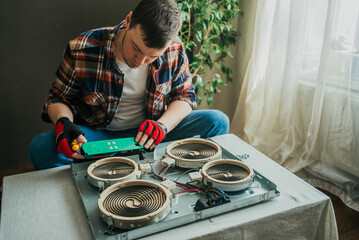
[158,165,168,175]
[185,181,204,191]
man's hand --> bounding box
[55,117,87,159]
[136,120,167,149]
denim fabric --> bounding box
[29,109,229,170]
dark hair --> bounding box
[130,0,182,49]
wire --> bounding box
[158,163,170,176]
[208,188,222,195]
[144,158,165,180]
[143,156,229,201]
[174,169,198,181]
[173,181,192,188]
[210,187,229,198]
[185,181,203,190]
[175,189,202,194]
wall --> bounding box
[0,0,140,171]
[199,0,258,123]
[0,0,253,172]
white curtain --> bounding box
[231,0,359,211]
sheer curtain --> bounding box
[231,0,359,211]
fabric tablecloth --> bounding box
[0,134,338,240]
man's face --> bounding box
[122,24,170,68]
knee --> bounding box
[28,131,54,169]
[28,134,44,156]
[202,110,230,136]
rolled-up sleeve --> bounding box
[169,42,197,109]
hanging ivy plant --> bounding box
[176,0,242,105]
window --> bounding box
[299,0,359,94]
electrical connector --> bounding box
[160,180,176,192]
[161,157,176,167]
[139,163,152,174]
[189,171,202,182]
[194,193,230,211]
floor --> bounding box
[318,188,359,240]
[0,164,358,239]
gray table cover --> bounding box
[0,134,338,240]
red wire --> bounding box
[208,189,221,195]
[175,189,202,194]
[144,157,165,180]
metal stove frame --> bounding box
[71,137,279,240]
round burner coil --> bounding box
[98,180,171,229]
[87,157,138,190]
[165,139,222,168]
[201,159,254,192]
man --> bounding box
[29,0,229,170]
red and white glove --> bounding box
[55,117,85,158]
[137,120,167,146]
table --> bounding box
[0,134,338,239]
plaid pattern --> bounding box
[41,21,197,129]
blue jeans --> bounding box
[28,110,229,170]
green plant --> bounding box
[176,0,242,105]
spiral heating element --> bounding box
[91,162,135,179]
[206,163,250,181]
[102,185,167,217]
[169,143,218,160]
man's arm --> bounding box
[42,39,86,159]
[156,100,192,132]
[135,37,195,149]
[48,102,87,159]
[135,100,192,149]
[48,102,74,123]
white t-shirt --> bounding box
[106,60,148,131]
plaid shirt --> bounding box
[41,21,197,129]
